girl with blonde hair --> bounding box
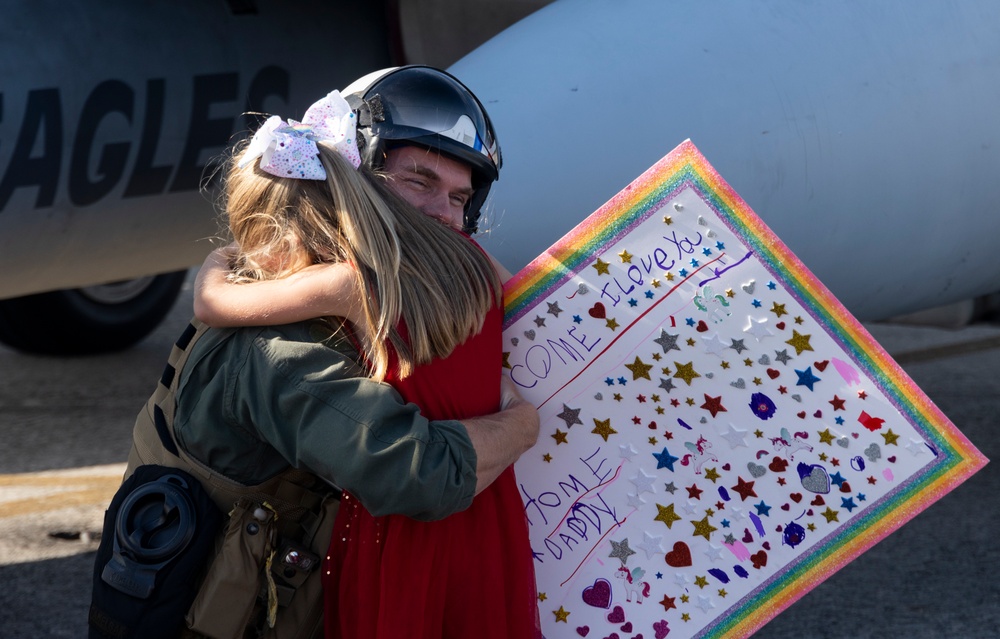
[199,91,540,638]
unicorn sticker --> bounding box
[693,285,732,323]
[769,427,814,460]
[681,435,719,474]
[614,565,651,604]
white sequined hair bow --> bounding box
[239,90,361,179]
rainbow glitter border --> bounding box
[504,140,987,638]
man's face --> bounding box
[382,145,474,231]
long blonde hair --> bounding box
[223,141,501,380]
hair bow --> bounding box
[239,90,361,179]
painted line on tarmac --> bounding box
[0,464,125,517]
[891,334,1000,365]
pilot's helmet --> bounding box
[343,66,502,234]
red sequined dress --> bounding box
[322,297,541,638]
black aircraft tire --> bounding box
[0,270,187,355]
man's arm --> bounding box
[461,376,539,495]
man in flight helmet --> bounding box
[343,65,502,235]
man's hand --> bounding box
[461,377,539,494]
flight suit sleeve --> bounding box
[229,327,479,521]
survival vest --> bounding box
[90,319,351,639]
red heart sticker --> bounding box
[797,411,806,419]
[814,360,829,371]
[696,320,709,332]
[776,321,786,329]
[767,368,780,379]
[665,541,693,567]
[790,492,803,503]
[811,495,825,506]
[588,303,606,319]
[750,550,768,569]
[840,482,852,493]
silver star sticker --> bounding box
[654,329,681,353]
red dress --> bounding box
[322,299,541,638]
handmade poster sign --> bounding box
[502,141,986,638]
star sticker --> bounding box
[551,429,568,445]
[817,428,835,445]
[795,366,821,391]
[907,438,929,455]
[546,301,563,317]
[592,258,610,275]
[731,476,757,501]
[609,538,637,563]
[841,497,857,512]
[502,352,511,369]
[774,349,792,365]
[694,575,709,589]
[592,418,617,441]
[659,377,676,393]
[654,329,681,353]
[638,531,664,559]
[557,404,583,428]
[687,484,703,499]
[701,333,730,356]
[630,468,657,494]
[704,544,724,561]
[829,395,846,411]
[654,503,682,528]
[625,356,654,380]
[830,471,845,486]
[673,361,701,385]
[720,423,748,448]
[696,595,715,612]
[703,467,721,482]
[553,606,570,623]
[663,215,673,225]
[653,447,680,471]
[534,315,547,327]
[882,428,900,446]
[543,453,552,462]
[701,394,727,417]
[619,249,633,263]
[659,595,677,611]
[820,507,840,523]
[690,516,718,541]
[619,443,638,460]
[664,482,678,494]
[606,318,620,331]
[745,316,774,341]
[754,501,771,516]
[573,315,582,324]
[771,302,788,317]
[785,330,814,355]
[729,338,748,354]
[538,592,547,602]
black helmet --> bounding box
[344,66,502,234]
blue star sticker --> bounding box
[835,416,845,425]
[754,501,772,516]
[702,247,712,256]
[617,377,628,386]
[830,472,845,487]
[841,497,857,512]
[628,298,638,307]
[653,447,680,471]
[716,241,725,250]
[645,290,655,299]
[686,317,696,326]
[794,367,821,391]
[679,268,689,277]
[721,519,731,528]
[690,259,700,267]
[605,377,615,386]
[573,315,583,324]
[752,299,762,308]
[768,281,777,290]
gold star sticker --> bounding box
[681,595,689,604]
[651,278,661,288]
[538,592,547,601]
[654,503,682,529]
[821,507,840,523]
[592,417,617,441]
[743,358,753,367]
[685,397,696,406]
[771,302,788,317]
[553,606,570,623]
[794,316,804,325]
[543,453,552,463]
[690,516,717,541]
[882,428,900,445]
[686,338,696,346]
[681,613,691,622]
[704,467,721,483]
[785,330,814,355]
[663,215,673,225]
[606,318,620,331]
[817,428,835,445]
[673,362,700,385]
[720,361,730,369]
[619,249,633,263]
[502,352,511,369]
[754,429,764,437]
[719,588,728,598]
[725,288,734,298]
[694,575,708,589]
[625,356,653,380]
[656,406,665,415]
[665,272,675,282]
[648,436,658,445]
[592,258,610,275]
[552,429,568,445]
[807,522,816,531]
[753,377,763,386]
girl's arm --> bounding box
[193,247,363,327]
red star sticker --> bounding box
[777,477,786,486]
[632,416,642,425]
[686,484,703,500]
[701,394,727,417]
[867,476,878,485]
[659,595,677,611]
[671,399,680,407]
[858,390,868,399]
[829,395,846,411]
[637,394,647,403]
[778,385,788,394]
[663,430,674,440]
[715,501,725,510]
[731,476,757,501]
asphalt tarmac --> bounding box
[1,273,997,638]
